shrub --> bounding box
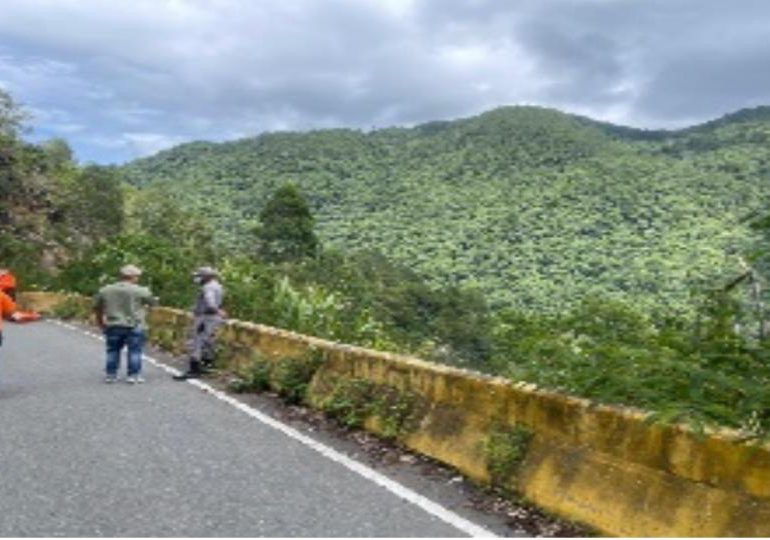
[230,353,273,393]
[484,424,534,485]
[321,378,376,428]
[52,296,91,321]
[272,350,324,404]
[493,293,770,438]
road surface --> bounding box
[0,321,495,537]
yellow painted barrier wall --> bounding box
[19,291,770,536]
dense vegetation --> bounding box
[122,106,770,316]
[4,86,770,438]
[0,91,124,286]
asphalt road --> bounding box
[0,321,493,537]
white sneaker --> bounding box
[104,375,117,384]
[126,375,145,384]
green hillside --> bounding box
[121,106,770,315]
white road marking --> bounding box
[50,320,497,538]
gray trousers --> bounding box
[187,315,223,363]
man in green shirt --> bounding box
[94,264,157,383]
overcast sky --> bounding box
[1,0,768,164]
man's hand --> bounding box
[94,307,105,331]
[218,309,228,319]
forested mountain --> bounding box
[121,106,770,315]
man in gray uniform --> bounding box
[174,266,226,380]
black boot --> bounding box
[173,360,202,380]
[201,356,215,374]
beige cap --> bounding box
[120,264,143,277]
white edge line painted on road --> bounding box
[50,320,497,538]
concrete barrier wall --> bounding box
[19,291,770,536]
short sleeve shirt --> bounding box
[94,281,157,329]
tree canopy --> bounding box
[255,183,319,263]
[121,105,770,317]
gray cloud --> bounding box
[0,0,768,162]
[637,46,770,122]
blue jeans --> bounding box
[104,326,145,377]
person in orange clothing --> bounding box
[0,288,17,348]
[0,268,41,324]
[0,268,16,300]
